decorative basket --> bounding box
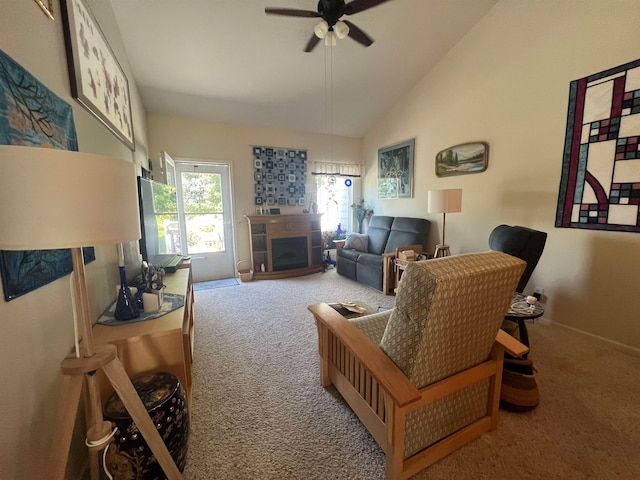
[500,357,539,412]
[237,260,254,282]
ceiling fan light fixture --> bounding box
[324,31,337,47]
[314,20,329,39]
[334,20,349,40]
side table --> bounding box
[504,292,544,352]
[394,253,433,293]
[394,259,412,293]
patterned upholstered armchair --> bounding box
[308,252,528,479]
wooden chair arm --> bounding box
[496,329,529,357]
[309,303,421,407]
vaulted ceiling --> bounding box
[110,0,497,137]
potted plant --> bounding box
[350,199,374,233]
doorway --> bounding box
[174,162,235,282]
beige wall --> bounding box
[0,1,148,478]
[3,0,640,478]
[363,0,640,349]
[147,114,362,265]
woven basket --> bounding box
[237,260,254,282]
[500,357,539,412]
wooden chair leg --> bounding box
[385,402,406,480]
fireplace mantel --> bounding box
[245,214,323,279]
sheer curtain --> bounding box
[311,162,362,242]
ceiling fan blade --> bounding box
[343,0,392,16]
[343,20,374,47]
[265,8,321,18]
[304,34,322,53]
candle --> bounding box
[117,243,125,267]
[143,292,160,312]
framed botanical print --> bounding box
[61,0,135,149]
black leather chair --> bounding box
[489,225,546,408]
[489,224,547,351]
[488,224,547,293]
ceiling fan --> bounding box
[265,0,392,52]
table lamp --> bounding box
[0,145,182,479]
[427,188,462,257]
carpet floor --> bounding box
[184,269,640,479]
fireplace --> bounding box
[272,236,308,271]
[245,214,323,279]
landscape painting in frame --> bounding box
[378,139,414,199]
[436,142,488,177]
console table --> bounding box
[245,214,324,279]
[92,264,195,405]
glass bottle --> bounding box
[114,265,140,321]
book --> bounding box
[328,302,366,316]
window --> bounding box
[312,162,362,246]
[315,175,352,234]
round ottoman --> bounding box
[103,371,190,479]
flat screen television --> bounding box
[137,176,183,269]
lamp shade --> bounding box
[427,189,462,214]
[0,145,140,250]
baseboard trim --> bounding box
[546,320,640,354]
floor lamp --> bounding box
[427,188,462,258]
[0,146,181,480]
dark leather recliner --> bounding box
[337,216,430,292]
[489,224,547,353]
[488,224,547,293]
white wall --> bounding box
[363,0,640,349]
[146,114,363,266]
[0,2,149,478]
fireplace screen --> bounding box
[272,237,308,271]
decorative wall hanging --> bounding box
[378,139,414,199]
[0,49,94,301]
[556,58,640,232]
[252,146,308,207]
[61,0,135,150]
[435,142,488,177]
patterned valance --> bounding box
[311,162,361,177]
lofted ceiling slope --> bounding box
[110,0,497,138]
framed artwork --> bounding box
[61,0,135,150]
[556,58,640,232]
[35,0,54,19]
[435,142,488,177]
[378,139,414,199]
[0,49,95,301]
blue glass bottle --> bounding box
[114,265,139,321]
